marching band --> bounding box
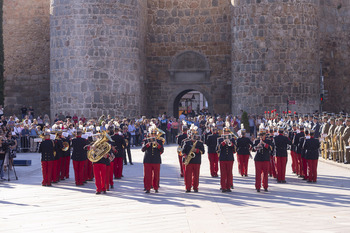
[35,111,350,195]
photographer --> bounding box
[1,133,17,173]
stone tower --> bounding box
[50,0,147,119]
[231,0,320,114]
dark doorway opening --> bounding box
[173,90,208,119]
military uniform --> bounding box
[61,137,71,179]
[320,118,330,159]
[142,138,164,193]
[93,154,110,194]
[206,132,220,177]
[294,129,305,177]
[217,136,235,192]
[236,136,253,176]
[176,131,188,177]
[253,137,272,192]
[337,120,345,163]
[274,132,292,183]
[111,132,126,179]
[123,131,132,165]
[39,139,55,186]
[71,136,89,186]
[182,139,205,192]
[304,136,320,182]
[341,120,350,164]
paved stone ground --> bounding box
[1,145,350,233]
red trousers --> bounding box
[307,159,318,182]
[269,156,277,178]
[113,157,123,178]
[85,160,93,181]
[237,154,249,176]
[178,154,184,176]
[184,164,200,191]
[41,161,54,186]
[105,163,114,190]
[208,153,219,176]
[144,163,160,191]
[220,161,233,190]
[291,151,297,173]
[296,153,303,176]
[255,161,270,190]
[302,157,308,179]
[93,163,107,192]
[52,159,59,182]
[276,156,287,182]
[59,157,66,180]
[73,160,85,185]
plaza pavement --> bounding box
[1,145,350,233]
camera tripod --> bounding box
[1,152,18,181]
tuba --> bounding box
[87,132,114,163]
[62,141,70,151]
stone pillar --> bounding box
[231,0,320,114]
[50,0,146,119]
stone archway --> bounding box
[168,86,213,118]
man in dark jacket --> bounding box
[176,125,188,177]
[206,126,220,177]
[274,127,292,183]
[303,130,320,182]
[142,127,164,193]
[111,127,126,179]
[236,128,253,177]
[39,133,55,186]
[71,130,89,186]
[253,132,272,192]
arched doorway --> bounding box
[169,87,212,119]
[173,90,209,118]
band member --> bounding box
[267,128,276,178]
[123,126,133,165]
[236,128,253,177]
[71,130,89,186]
[85,133,94,182]
[60,133,71,180]
[90,145,110,195]
[274,127,292,183]
[320,116,330,159]
[293,125,305,177]
[111,127,126,179]
[176,124,188,177]
[142,126,164,193]
[341,118,350,164]
[52,132,63,183]
[304,130,320,182]
[106,129,116,190]
[182,127,205,193]
[327,117,336,160]
[290,124,298,174]
[253,132,272,192]
[206,125,220,177]
[39,132,55,186]
[217,127,236,192]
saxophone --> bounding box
[184,140,198,166]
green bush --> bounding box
[241,111,250,133]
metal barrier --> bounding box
[19,136,30,152]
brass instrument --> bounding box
[184,140,198,166]
[62,141,70,152]
[87,131,114,163]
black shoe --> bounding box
[264,189,268,192]
[245,174,248,177]
[222,189,227,193]
[155,190,158,193]
[145,190,150,193]
[103,191,107,194]
[282,180,287,183]
[307,180,312,183]
[143,188,146,191]
[110,185,114,189]
[52,181,58,184]
[124,163,127,165]
[194,189,198,193]
[277,180,282,183]
[130,163,134,165]
[186,190,191,193]
[121,175,124,177]
[227,189,232,192]
[257,189,260,192]
[344,162,349,164]
[231,185,234,189]
[269,174,272,177]
[302,177,307,180]
[180,174,184,177]
[116,177,121,179]
[96,192,101,195]
[312,181,317,183]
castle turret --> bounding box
[50,0,146,118]
[231,0,320,114]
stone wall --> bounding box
[145,0,232,117]
[3,0,50,117]
[319,0,350,113]
[231,0,320,115]
[50,0,146,119]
